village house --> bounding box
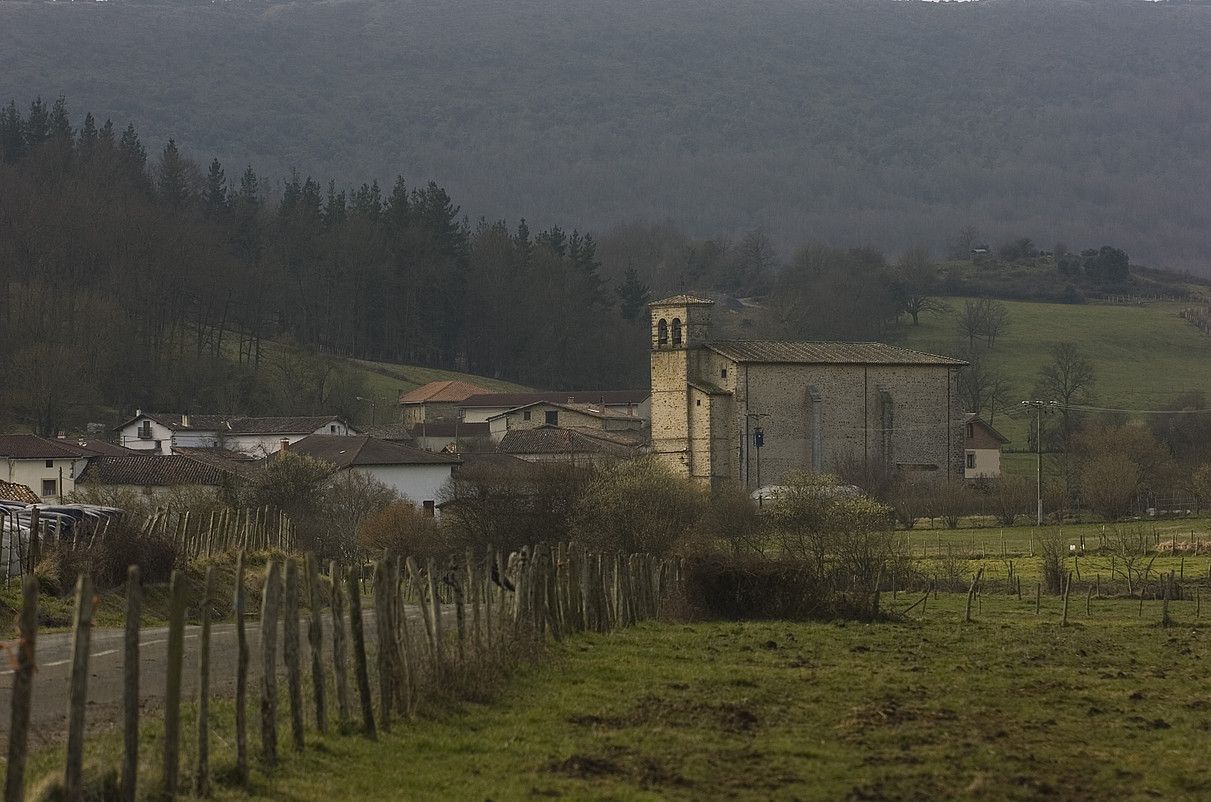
[75,453,244,501]
[458,390,650,425]
[287,434,460,513]
[114,413,358,455]
[648,295,967,489]
[963,414,1009,479]
[0,434,96,501]
[399,380,493,426]
[487,401,647,443]
[498,426,646,467]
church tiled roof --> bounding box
[705,341,966,366]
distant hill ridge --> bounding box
[2,0,1210,269]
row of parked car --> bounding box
[0,501,125,546]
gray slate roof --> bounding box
[288,435,460,468]
[649,294,716,306]
[78,455,236,487]
[460,390,649,408]
[499,427,646,458]
[705,340,966,366]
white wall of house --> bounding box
[118,419,355,456]
[3,458,87,500]
[964,448,1002,480]
[117,420,177,454]
[352,464,454,506]
[462,405,513,425]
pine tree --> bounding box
[0,101,24,163]
[24,97,48,148]
[616,267,651,320]
[48,97,72,140]
[118,123,147,183]
[238,165,260,202]
[77,113,98,159]
[203,157,228,215]
[156,139,190,207]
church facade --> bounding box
[649,295,967,490]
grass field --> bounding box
[899,298,1211,446]
[36,599,1211,802]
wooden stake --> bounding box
[260,558,281,764]
[330,561,351,732]
[195,566,216,797]
[284,558,305,750]
[3,576,37,802]
[234,551,249,784]
[121,566,141,802]
[305,553,327,735]
[163,570,187,798]
[64,573,94,801]
[347,563,376,738]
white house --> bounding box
[0,435,96,501]
[287,434,460,513]
[964,414,1010,479]
[114,413,358,455]
[459,391,650,425]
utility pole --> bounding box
[1020,400,1058,526]
[745,412,769,491]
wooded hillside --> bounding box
[1,0,1209,270]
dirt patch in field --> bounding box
[545,749,693,789]
[840,696,958,735]
[569,693,761,735]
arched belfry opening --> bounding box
[671,318,683,346]
[657,318,669,346]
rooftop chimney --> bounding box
[181,411,191,428]
[279,438,290,452]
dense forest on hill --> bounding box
[1,0,1209,270]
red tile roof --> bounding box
[289,435,460,467]
[400,380,492,405]
[0,480,40,504]
[0,435,95,460]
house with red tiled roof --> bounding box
[113,412,359,455]
[0,434,97,501]
[399,380,493,426]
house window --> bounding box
[720,367,728,379]
[523,410,531,421]
[671,318,683,346]
[657,318,668,346]
[41,479,57,497]
[545,410,559,426]
[967,422,975,439]
[45,459,53,468]
[139,421,152,439]
[695,399,701,407]
[330,424,337,433]
[966,452,976,469]
[423,500,435,517]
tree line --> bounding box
[0,98,648,434]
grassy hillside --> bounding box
[899,299,1211,447]
[3,0,1211,268]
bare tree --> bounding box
[1035,341,1096,447]
[894,246,947,326]
[1082,453,1140,521]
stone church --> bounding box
[649,295,967,489]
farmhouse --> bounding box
[649,295,967,489]
[963,414,1009,479]
[399,380,492,426]
[76,453,244,500]
[114,413,358,455]
[0,434,96,501]
[287,434,460,512]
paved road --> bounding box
[0,608,429,746]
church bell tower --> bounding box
[648,295,715,477]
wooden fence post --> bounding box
[284,559,305,751]
[305,553,327,735]
[234,551,249,784]
[964,568,983,623]
[163,570,187,798]
[121,566,141,802]
[260,558,281,765]
[64,573,94,801]
[195,566,216,797]
[330,561,351,733]
[3,576,37,802]
[347,563,376,738]
[426,557,445,677]
[373,560,393,733]
[1061,571,1073,627]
